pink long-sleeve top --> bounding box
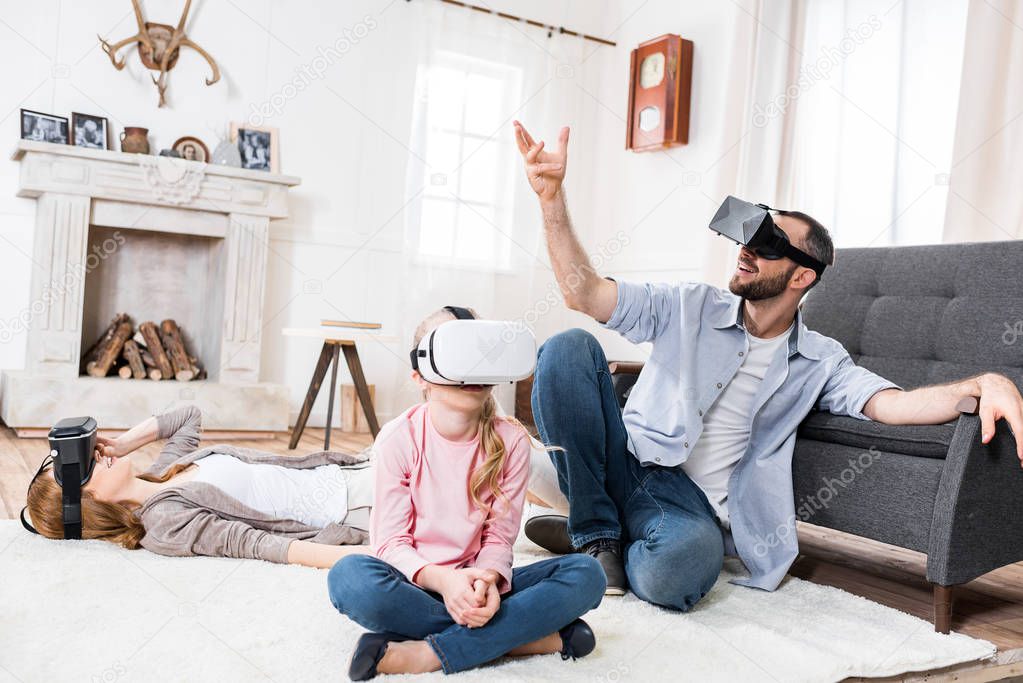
[370,402,530,594]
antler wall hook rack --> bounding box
[99,0,220,108]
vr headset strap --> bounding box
[443,306,475,320]
[781,244,826,277]
[60,460,83,540]
[19,507,38,535]
[19,454,52,535]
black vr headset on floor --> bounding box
[20,416,99,539]
[709,195,827,279]
[410,306,536,386]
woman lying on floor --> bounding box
[327,308,606,680]
[23,405,372,568]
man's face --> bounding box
[727,215,809,301]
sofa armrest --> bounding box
[926,408,1023,585]
[954,396,979,415]
[608,360,644,376]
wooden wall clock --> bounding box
[626,34,693,151]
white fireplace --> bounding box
[1,140,300,432]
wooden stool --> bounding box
[288,338,380,450]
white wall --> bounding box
[0,0,754,426]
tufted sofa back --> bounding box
[800,241,1023,392]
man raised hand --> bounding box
[513,121,618,324]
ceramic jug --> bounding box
[120,127,150,154]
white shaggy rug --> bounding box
[0,520,994,683]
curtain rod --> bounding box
[419,0,617,47]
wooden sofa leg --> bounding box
[933,584,954,634]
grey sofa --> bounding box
[793,240,1023,633]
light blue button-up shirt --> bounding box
[604,281,899,590]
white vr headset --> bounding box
[410,306,536,385]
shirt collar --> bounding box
[712,295,821,361]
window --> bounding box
[408,52,523,269]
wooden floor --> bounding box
[2,426,1022,681]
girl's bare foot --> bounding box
[376,641,442,675]
[507,631,562,656]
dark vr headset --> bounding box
[709,195,827,279]
[409,306,536,386]
[20,416,98,540]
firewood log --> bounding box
[148,368,163,381]
[141,350,156,369]
[87,320,133,377]
[81,313,130,373]
[139,322,173,379]
[160,319,194,381]
[118,365,133,379]
[122,340,146,380]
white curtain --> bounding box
[942,0,1023,242]
[785,0,968,248]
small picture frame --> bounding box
[172,136,210,163]
[21,109,69,145]
[231,123,279,172]
[71,112,110,150]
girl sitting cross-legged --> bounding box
[327,308,606,680]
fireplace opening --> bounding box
[80,226,226,381]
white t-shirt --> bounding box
[682,324,792,524]
[192,455,374,530]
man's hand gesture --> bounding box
[514,121,568,203]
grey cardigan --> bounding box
[136,406,370,564]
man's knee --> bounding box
[536,328,604,378]
[627,525,724,611]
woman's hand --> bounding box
[94,435,127,466]
[92,415,163,466]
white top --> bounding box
[192,454,374,530]
[682,324,793,524]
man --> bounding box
[513,121,1023,609]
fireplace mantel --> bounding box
[13,139,300,217]
[2,141,300,431]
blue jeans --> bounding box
[327,554,605,674]
[531,328,724,611]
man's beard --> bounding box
[728,263,796,301]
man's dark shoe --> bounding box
[524,514,575,555]
[582,538,626,596]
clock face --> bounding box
[639,52,665,88]
[638,106,661,132]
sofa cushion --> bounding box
[797,411,956,459]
